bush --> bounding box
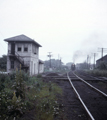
[34,82,62,120]
[12,69,26,99]
[36,74,42,78]
[0,89,12,120]
[8,92,26,118]
[85,69,107,77]
[0,69,62,120]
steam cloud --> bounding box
[73,33,104,63]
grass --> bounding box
[85,69,107,77]
[25,81,62,120]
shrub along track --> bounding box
[43,71,107,120]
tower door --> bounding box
[11,43,15,55]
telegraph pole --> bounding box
[94,53,96,69]
[47,52,52,68]
[87,55,91,69]
[60,57,62,70]
[87,55,89,69]
[92,53,97,69]
[89,56,91,69]
[101,48,104,61]
[98,48,107,61]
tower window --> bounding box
[18,47,21,51]
[24,47,28,52]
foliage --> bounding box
[0,55,7,71]
[0,68,27,120]
[85,69,107,77]
[9,92,26,117]
[12,68,26,99]
[0,74,9,91]
[0,89,12,120]
[32,81,62,120]
[0,69,62,120]
[36,74,42,78]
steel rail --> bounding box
[73,72,107,97]
[67,73,95,120]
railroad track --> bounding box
[68,71,107,120]
[42,71,107,120]
[75,70,107,81]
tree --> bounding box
[0,55,7,71]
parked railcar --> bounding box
[71,63,76,71]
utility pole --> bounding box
[87,55,91,69]
[98,48,107,61]
[47,52,52,69]
[60,57,62,70]
[87,55,89,69]
[102,48,103,60]
[89,56,91,69]
[92,53,97,69]
[94,53,96,69]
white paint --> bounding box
[39,63,44,73]
[7,41,44,75]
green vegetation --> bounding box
[50,69,69,74]
[84,61,107,77]
[0,55,7,71]
[0,69,62,120]
[86,69,107,77]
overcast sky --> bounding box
[0,0,107,64]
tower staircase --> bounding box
[8,50,28,70]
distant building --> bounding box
[44,59,63,70]
[96,54,107,67]
[4,34,44,75]
[66,62,73,69]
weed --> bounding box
[0,70,62,120]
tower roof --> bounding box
[4,34,42,47]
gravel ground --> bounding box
[44,77,89,120]
[21,71,107,120]
[69,71,107,120]
[72,80,107,120]
[44,71,107,120]
[87,80,107,94]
